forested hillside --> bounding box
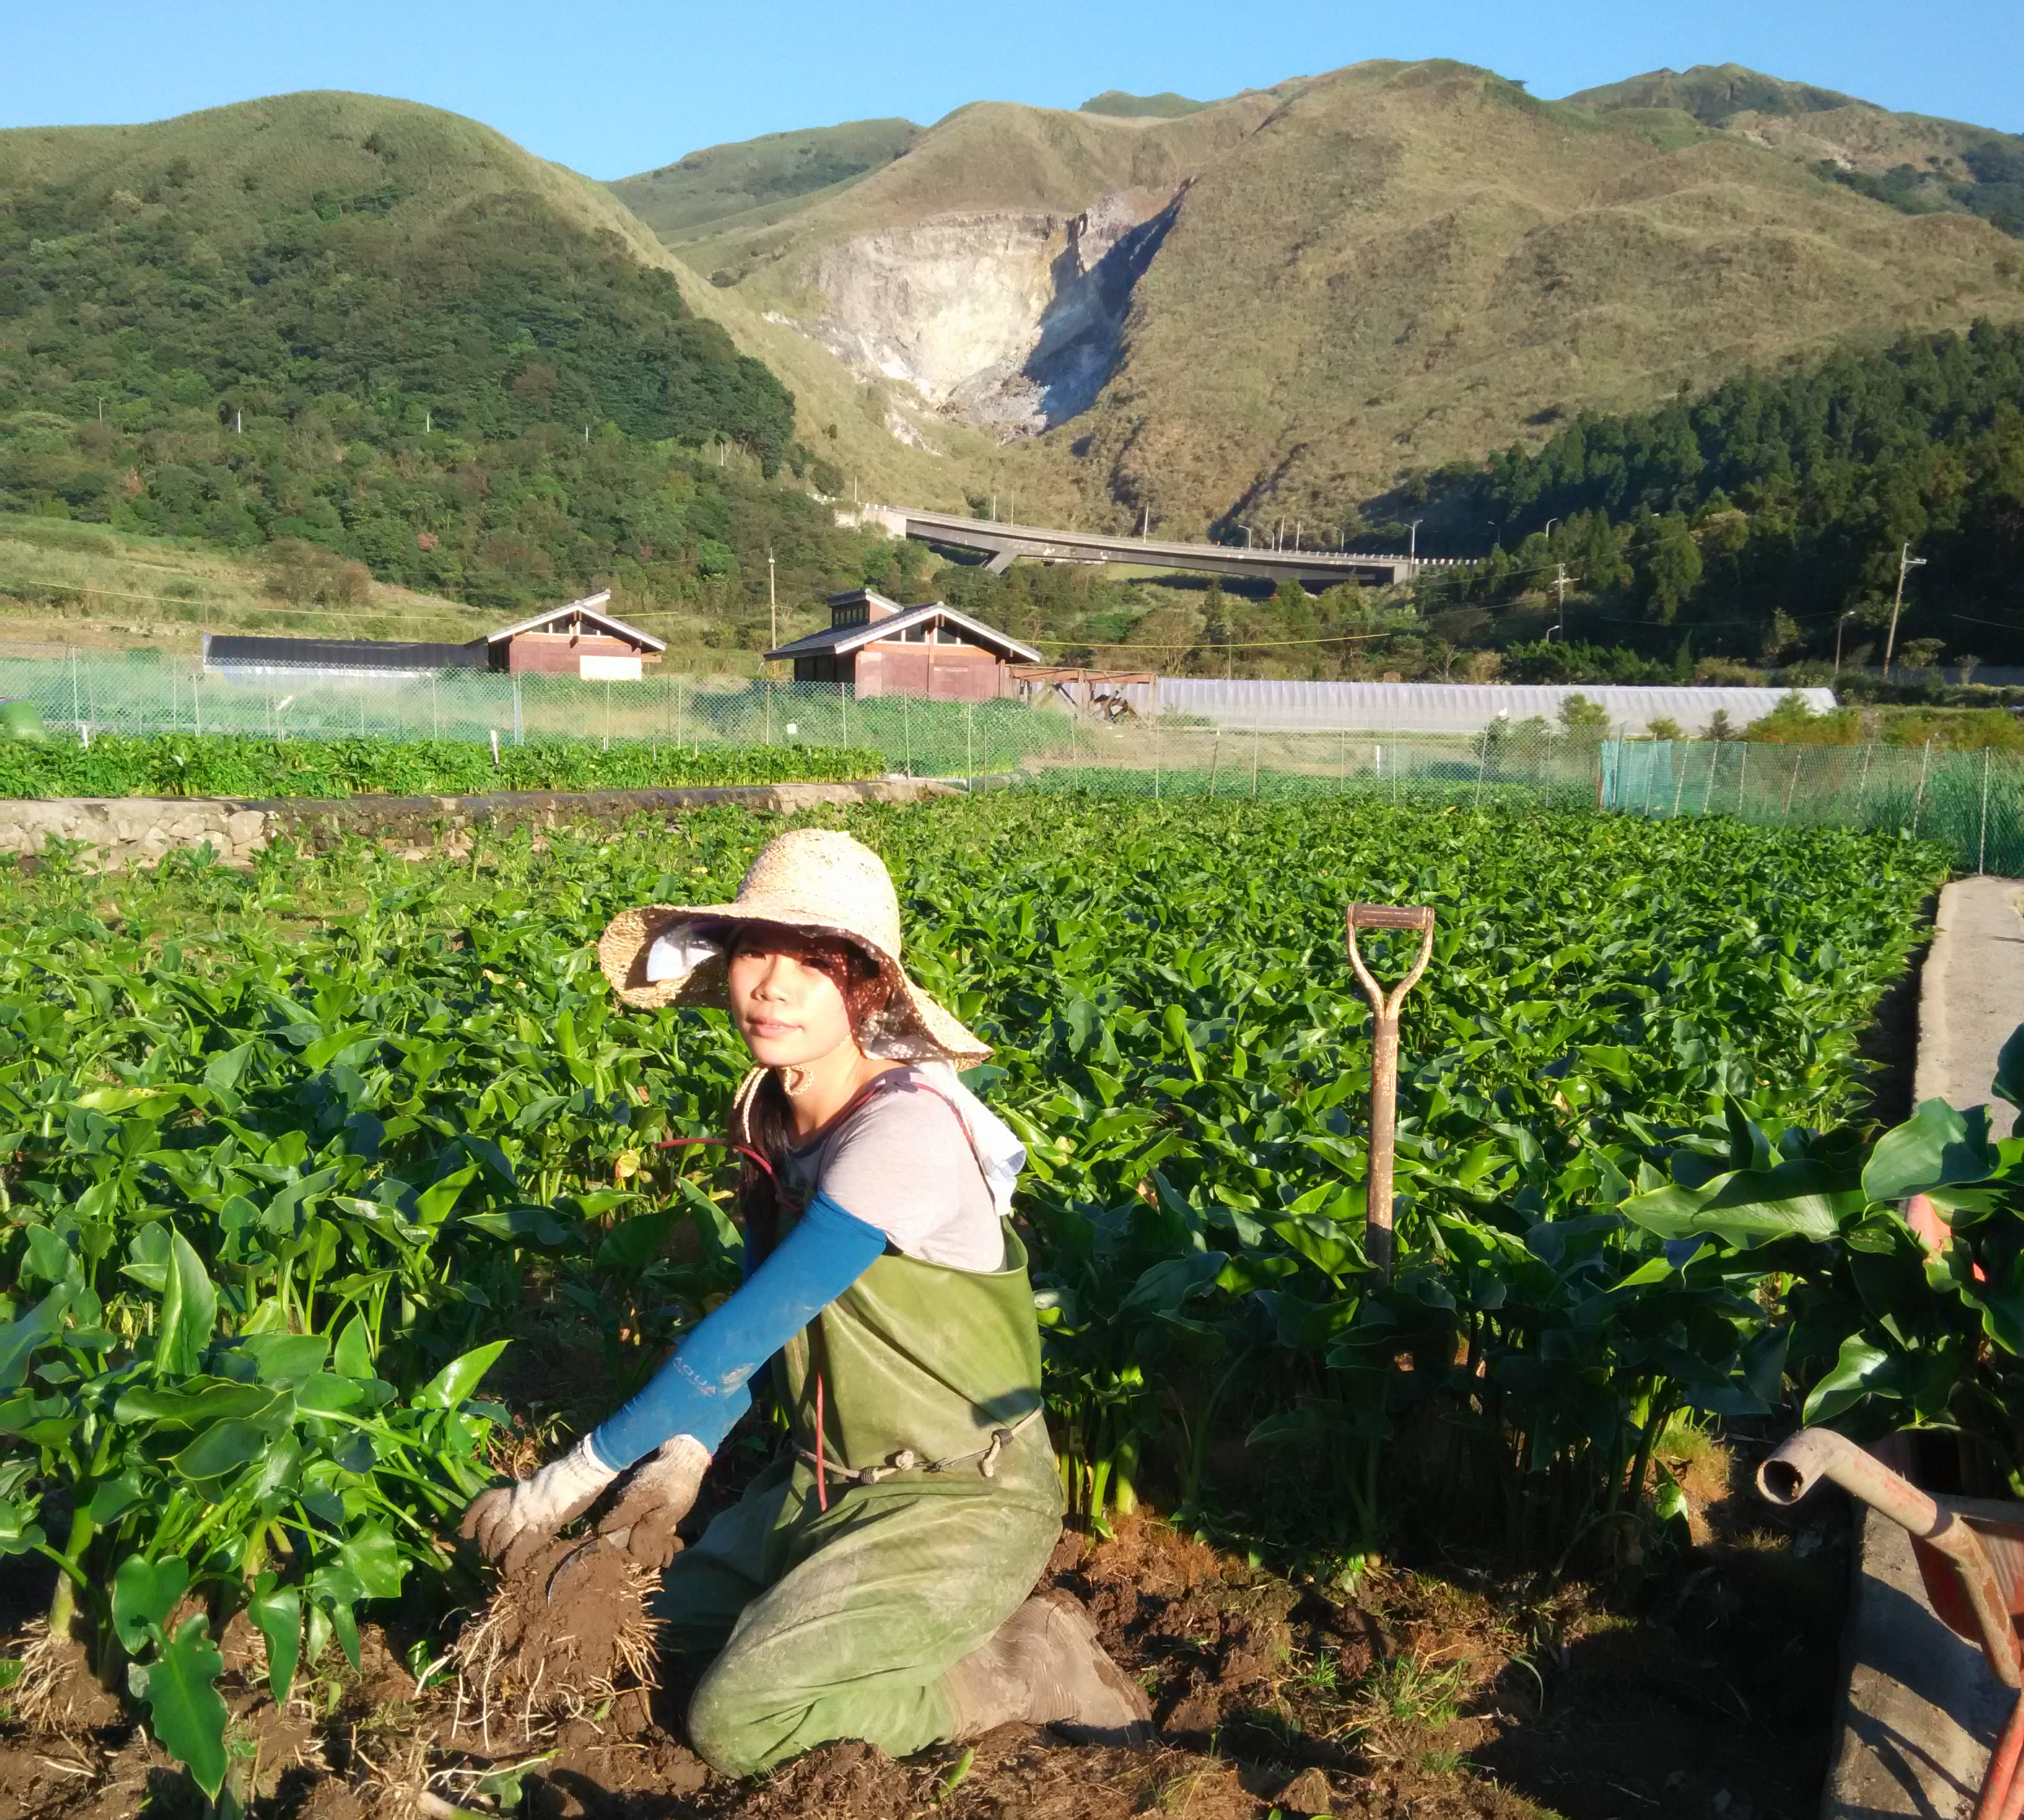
[0,92,887,639]
[1438,322,2024,668]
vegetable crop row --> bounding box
[0,732,886,800]
[0,796,1944,1795]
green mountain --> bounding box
[630,58,2024,541]
[607,118,921,248]
[0,91,891,634]
[1569,63,2024,237]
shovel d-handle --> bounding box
[1345,904,1436,1282]
[1759,1429,2024,1820]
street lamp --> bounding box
[1833,609,1855,678]
[1543,518,1559,543]
[1407,519,1423,576]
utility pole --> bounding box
[1142,505,1150,538]
[1883,542,1926,677]
[767,549,777,662]
[1547,564,1570,640]
[1833,609,1855,678]
[1408,519,1423,579]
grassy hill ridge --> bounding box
[627,58,2024,539]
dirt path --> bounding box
[1914,876,2024,1136]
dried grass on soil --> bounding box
[450,1539,660,1751]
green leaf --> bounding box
[413,1163,479,1227]
[332,1314,374,1382]
[596,1210,675,1271]
[171,1419,274,1484]
[230,1333,330,1387]
[413,1339,509,1411]
[0,1495,45,1556]
[1864,1100,2001,1203]
[154,1228,216,1378]
[112,1553,191,1655]
[1803,1335,1898,1424]
[1995,1023,2024,1111]
[248,1583,300,1705]
[138,1615,228,1800]
[337,1526,407,1600]
[1621,1158,1864,1247]
[85,1471,145,1524]
[202,1043,254,1093]
[1122,1252,1228,1314]
[114,1380,282,1428]
[0,1284,71,1394]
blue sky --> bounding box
[8,0,2020,180]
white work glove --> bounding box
[592,1435,711,1569]
[459,1437,616,1573]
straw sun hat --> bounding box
[596,828,990,1066]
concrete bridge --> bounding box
[843,505,1465,588]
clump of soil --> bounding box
[8,1623,122,1737]
[451,1538,660,1751]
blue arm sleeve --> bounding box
[587,1191,887,1472]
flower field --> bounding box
[0,796,1949,1799]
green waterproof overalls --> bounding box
[661,1083,1064,1777]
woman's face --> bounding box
[725,925,860,1069]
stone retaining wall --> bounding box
[0,778,956,869]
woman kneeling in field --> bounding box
[461,828,1147,1776]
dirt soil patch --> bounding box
[0,1457,1845,1820]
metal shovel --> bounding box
[1344,903,1437,1282]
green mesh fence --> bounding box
[1,651,2018,874]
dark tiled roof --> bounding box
[204,635,488,670]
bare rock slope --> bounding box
[621,60,2024,534]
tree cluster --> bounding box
[1443,322,2024,667]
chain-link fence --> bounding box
[3,650,2020,874]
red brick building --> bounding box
[765,590,1040,700]
[485,592,666,678]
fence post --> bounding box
[1737,742,1748,819]
[1912,739,1933,837]
[1153,711,1161,801]
[841,685,849,747]
[69,647,79,730]
[1209,729,1222,798]
[431,673,440,740]
[1980,747,1992,874]
[1251,727,1260,799]
[193,669,202,737]
[603,678,611,750]
[1855,743,1874,824]
[1782,748,1800,824]
[765,680,773,746]
[1670,745,1685,818]
[902,694,911,776]
[676,677,686,750]
[965,702,974,791]
[1474,728,1489,808]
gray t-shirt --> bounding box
[778,1068,1004,1273]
